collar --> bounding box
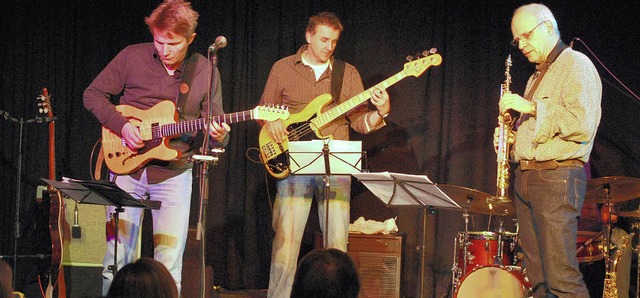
[536,39,569,71]
[295,45,334,70]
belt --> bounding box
[519,159,584,171]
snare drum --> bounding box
[456,231,515,274]
[454,265,532,298]
[576,231,603,263]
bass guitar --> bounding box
[103,100,289,174]
[37,88,66,298]
[258,51,442,179]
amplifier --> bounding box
[315,233,403,298]
[62,198,106,266]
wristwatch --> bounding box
[377,110,389,118]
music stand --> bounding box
[351,171,460,298]
[288,140,365,247]
[41,178,161,276]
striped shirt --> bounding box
[259,45,384,141]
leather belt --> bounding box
[519,159,584,171]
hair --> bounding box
[145,0,199,38]
[106,257,178,298]
[0,260,13,298]
[306,11,344,35]
[291,248,360,298]
[514,3,560,36]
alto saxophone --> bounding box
[492,55,514,204]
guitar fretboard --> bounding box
[310,71,407,128]
[159,110,254,137]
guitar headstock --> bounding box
[403,48,442,78]
[253,104,290,122]
[37,87,53,117]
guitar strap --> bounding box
[95,52,200,178]
[176,51,200,116]
[331,58,349,123]
[331,58,345,103]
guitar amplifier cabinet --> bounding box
[62,198,106,266]
[315,232,403,298]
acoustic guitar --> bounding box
[258,51,443,179]
[102,100,289,174]
[37,88,66,298]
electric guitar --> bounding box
[259,50,443,179]
[102,100,289,174]
[37,88,66,298]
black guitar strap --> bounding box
[176,51,199,116]
[331,58,345,103]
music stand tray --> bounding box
[42,178,161,275]
[351,172,460,209]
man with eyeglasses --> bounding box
[497,3,601,297]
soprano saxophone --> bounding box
[492,55,514,204]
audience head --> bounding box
[106,257,178,298]
[0,260,13,298]
[291,248,360,298]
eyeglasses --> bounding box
[511,21,546,47]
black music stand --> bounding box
[288,140,365,247]
[351,172,460,298]
[41,178,160,276]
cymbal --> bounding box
[585,176,640,204]
[437,184,515,216]
[618,210,640,218]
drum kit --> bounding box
[438,176,640,298]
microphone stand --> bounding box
[0,109,54,288]
[192,47,221,298]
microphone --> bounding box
[208,36,227,53]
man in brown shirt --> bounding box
[258,12,390,298]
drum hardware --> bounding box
[576,230,604,263]
[632,222,640,298]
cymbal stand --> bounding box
[494,220,505,265]
[451,205,472,292]
[602,183,615,294]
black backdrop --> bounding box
[1,0,639,297]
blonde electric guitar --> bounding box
[103,100,289,174]
[259,50,442,179]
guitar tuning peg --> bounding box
[406,55,414,62]
[428,48,437,54]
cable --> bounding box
[570,37,640,102]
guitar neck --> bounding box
[162,110,254,136]
[311,71,407,128]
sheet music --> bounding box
[289,140,363,175]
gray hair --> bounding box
[514,3,560,36]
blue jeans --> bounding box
[267,175,351,298]
[101,169,192,296]
[514,166,589,298]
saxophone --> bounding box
[603,233,632,298]
[492,55,514,204]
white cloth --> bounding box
[349,216,398,235]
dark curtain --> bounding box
[1,0,639,297]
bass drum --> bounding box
[454,265,532,298]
